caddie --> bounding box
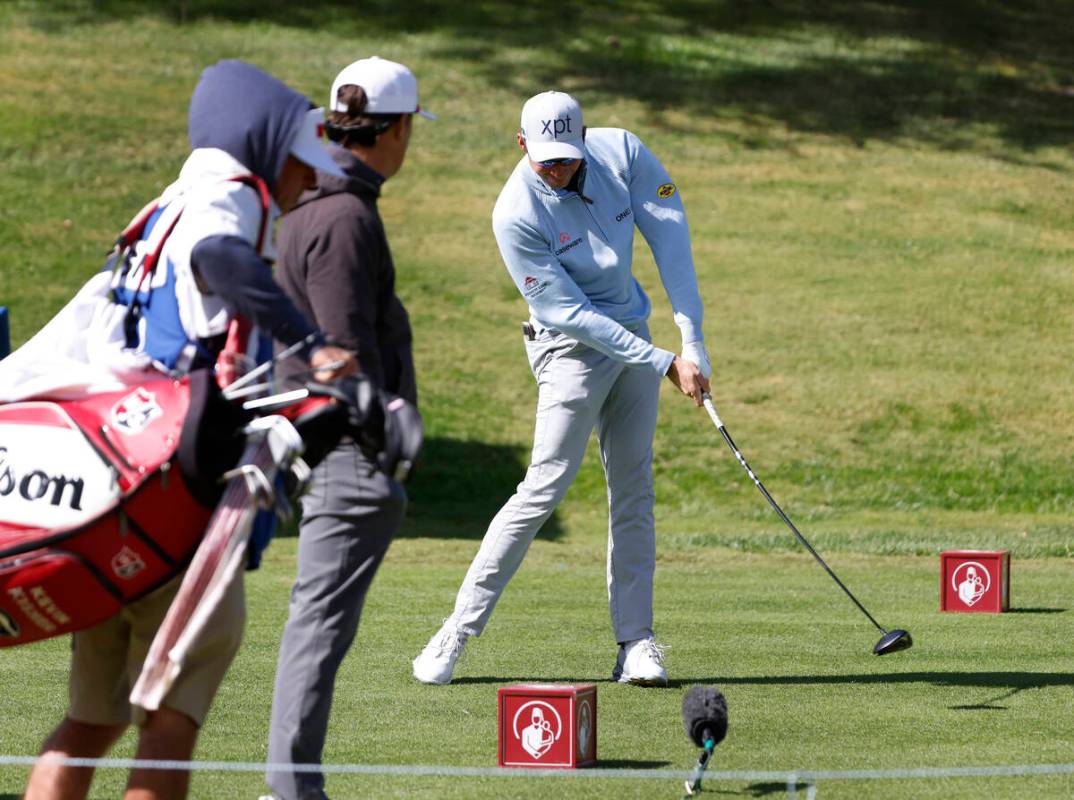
[413,90,711,687]
[263,55,430,800]
[23,60,355,800]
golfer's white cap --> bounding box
[330,56,436,120]
[520,91,584,161]
[289,107,345,176]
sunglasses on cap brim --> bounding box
[537,157,580,168]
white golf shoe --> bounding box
[612,637,668,686]
[412,622,469,685]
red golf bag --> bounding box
[0,369,422,649]
[0,371,246,646]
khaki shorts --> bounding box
[68,572,245,728]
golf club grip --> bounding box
[700,395,886,634]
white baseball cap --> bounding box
[330,56,436,120]
[520,91,584,161]
[289,107,345,176]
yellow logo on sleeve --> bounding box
[657,183,676,198]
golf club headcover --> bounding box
[682,685,728,749]
[303,376,424,483]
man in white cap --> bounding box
[262,56,432,800]
[23,60,355,800]
[412,91,710,686]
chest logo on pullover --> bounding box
[657,183,677,198]
[554,231,583,256]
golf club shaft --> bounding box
[701,394,887,635]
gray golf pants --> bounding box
[266,442,405,800]
[449,327,662,644]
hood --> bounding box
[188,60,312,193]
[293,144,385,210]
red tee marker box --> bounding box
[940,550,1010,613]
[497,683,596,768]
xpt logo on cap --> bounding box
[541,116,574,139]
[521,91,584,161]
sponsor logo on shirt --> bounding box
[615,207,632,222]
[657,183,677,198]
[523,276,548,300]
[554,235,583,256]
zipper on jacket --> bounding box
[581,197,609,241]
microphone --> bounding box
[681,686,728,796]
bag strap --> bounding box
[212,173,274,389]
[110,173,274,361]
[224,173,272,253]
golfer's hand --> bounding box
[309,345,358,383]
[681,340,712,379]
[667,355,710,407]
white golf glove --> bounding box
[681,340,712,379]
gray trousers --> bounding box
[449,327,662,644]
[266,442,406,800]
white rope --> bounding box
[2,755,1074,782]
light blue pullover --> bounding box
[492,127,704,375]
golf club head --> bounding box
[874,628,912,655]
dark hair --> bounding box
[325,84,402,147]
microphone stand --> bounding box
[682,728,715,797]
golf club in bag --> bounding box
[701,394,911,656]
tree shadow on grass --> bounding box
[401,435,564,542]
[273,435,563,541]
[19,0,1074,160]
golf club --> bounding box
[701,393,912,656]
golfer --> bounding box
[413,90,710,687]
[23,60,354,800]
[262,56,429,800]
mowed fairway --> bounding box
[1,2,1073,798]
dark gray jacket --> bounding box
[275,146,416,404]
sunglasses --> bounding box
[537,157,580,168]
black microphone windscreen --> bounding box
[682,685,728,748]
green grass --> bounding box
[1,1,1073,797]
[3,540,1073,798]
